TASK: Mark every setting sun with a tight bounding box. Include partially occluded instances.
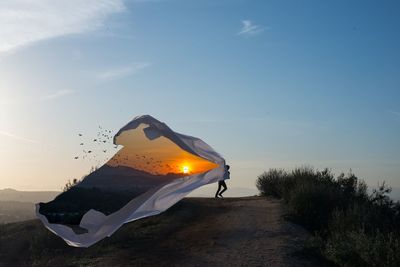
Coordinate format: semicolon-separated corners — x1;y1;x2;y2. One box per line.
182;166;189;174
108;125;219;175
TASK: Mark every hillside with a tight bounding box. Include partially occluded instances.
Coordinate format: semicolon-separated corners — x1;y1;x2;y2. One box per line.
79;164;186;191
0;197;322;267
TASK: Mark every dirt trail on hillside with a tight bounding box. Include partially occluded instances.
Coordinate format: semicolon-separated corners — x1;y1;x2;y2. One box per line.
103;197;318;267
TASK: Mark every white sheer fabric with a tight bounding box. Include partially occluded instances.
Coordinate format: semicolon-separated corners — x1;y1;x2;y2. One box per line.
36;115;225;247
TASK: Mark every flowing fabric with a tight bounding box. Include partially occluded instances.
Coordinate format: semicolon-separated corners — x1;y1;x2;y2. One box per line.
36;115;225;247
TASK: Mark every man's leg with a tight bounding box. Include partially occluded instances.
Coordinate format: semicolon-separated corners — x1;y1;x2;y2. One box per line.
215;182;222;198
219;181;227;197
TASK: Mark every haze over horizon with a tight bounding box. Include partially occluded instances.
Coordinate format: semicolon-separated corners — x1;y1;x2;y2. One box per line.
0;0;399;191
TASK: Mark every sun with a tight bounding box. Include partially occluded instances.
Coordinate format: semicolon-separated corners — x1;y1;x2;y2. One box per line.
182;166;190;174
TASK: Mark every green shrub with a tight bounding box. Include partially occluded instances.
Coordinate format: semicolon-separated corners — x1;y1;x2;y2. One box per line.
256;169;289;198
287;181;338;231
256;167;400;266
325;229;400;267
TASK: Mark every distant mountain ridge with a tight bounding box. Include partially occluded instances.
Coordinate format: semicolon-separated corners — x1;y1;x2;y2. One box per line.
0;188;59;203
390;187;400;201
0;190;59;224
37;165;188;224
78;164;186;192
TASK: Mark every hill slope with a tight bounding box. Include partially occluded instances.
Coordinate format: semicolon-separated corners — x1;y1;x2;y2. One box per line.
0;197;321;267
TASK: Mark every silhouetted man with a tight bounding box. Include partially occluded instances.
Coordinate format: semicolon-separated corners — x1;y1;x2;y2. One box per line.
215;165;230;198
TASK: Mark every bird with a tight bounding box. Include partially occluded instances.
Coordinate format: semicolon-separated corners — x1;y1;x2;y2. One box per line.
78;134;82;136
80;143;84;145
74;156;79;159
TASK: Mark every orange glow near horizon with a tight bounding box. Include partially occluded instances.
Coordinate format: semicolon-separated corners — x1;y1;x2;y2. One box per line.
107;124;218;175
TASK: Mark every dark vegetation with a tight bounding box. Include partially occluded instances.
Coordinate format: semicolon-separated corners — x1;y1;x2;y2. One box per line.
39;187;143;225
256;167;400;267
39;164;180;225
62;178;79;192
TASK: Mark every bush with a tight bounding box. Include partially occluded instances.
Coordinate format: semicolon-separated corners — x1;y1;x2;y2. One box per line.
256;169;289;198
256;167;400;266
325;229;400;267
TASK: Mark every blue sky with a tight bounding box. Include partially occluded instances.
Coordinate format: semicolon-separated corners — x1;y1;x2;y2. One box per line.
0;0;399;191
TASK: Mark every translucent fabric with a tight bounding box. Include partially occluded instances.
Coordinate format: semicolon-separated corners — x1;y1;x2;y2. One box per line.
36;115;225;247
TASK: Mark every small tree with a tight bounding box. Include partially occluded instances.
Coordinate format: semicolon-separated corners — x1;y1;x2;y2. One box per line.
62;178;79;192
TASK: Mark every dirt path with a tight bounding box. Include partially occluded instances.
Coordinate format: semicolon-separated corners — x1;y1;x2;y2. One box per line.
168;197;316;266
103;197;318;267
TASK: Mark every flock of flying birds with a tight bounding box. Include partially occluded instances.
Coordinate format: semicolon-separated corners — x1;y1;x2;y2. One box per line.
74;126;119;166
74;126;186;174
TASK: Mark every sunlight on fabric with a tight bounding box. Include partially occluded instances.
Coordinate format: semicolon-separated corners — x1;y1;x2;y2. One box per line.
36;115;225;247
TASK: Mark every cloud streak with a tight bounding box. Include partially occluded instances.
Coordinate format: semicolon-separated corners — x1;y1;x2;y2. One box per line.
238;20;264;36
0;0;125;53
96;62;151;81
390;111;400;118
41;89;74;101
0;130;41;144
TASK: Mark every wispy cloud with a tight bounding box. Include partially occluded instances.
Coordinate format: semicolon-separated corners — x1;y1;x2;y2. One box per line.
390;111;400;117
0;130;41;144
237;20;264;36
96;62;151;81
41;89;74;101
0;0;125;53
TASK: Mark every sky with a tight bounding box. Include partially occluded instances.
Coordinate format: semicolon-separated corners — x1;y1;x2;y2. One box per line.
0;0;399;191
